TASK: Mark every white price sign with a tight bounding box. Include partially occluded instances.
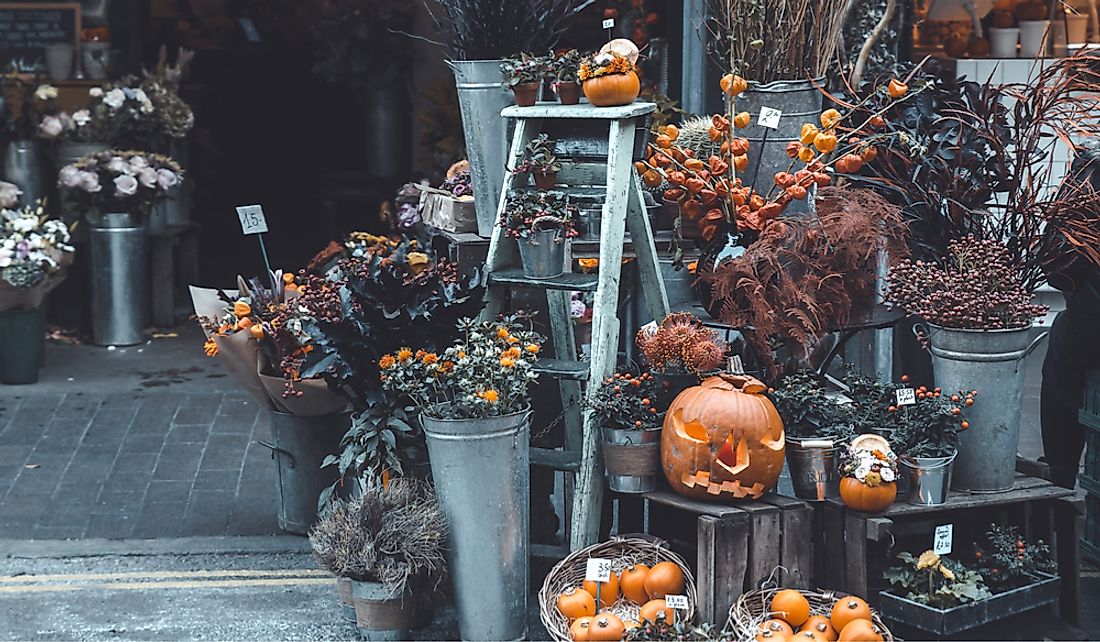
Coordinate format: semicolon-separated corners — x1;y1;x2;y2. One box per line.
758;106;782;130
585;558;612;583
602;18;615;29
934;524;953;555
895;388;917;406
665;594;689;610
235;204;269;235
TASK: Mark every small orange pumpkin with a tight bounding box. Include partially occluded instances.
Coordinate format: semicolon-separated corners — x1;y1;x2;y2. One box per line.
830;596;873;632
792;631;828;642
639;599;674;625
755;629;788;642
643;561;684;598
619;564;651;604
771;589;810;626
571;616;595;641
583;71;640;107
800;615;838;641
839;477;896;512
558;587;597;619
588;613;626;641
838;619;883;642
582;572;620;608
250;324;265;340
759;619;794;636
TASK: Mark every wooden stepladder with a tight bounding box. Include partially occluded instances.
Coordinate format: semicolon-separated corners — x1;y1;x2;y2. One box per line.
481;102;670;552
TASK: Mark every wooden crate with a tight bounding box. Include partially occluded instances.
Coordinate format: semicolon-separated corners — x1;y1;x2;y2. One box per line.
642;490;814;624
820;474;1081;627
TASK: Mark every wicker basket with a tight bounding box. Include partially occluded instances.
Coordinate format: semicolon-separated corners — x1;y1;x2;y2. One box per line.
728;586;895;641
539;536;699;642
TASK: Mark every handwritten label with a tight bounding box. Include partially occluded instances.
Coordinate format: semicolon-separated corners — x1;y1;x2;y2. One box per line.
602;18;615;29
235;204;269;235
895;388;917;406
934;524;953;555
585;558;612;583
758;106;782;130
665;594;689;610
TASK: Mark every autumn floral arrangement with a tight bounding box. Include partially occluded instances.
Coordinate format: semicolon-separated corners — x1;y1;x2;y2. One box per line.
500;189;579;239
380;315;543;420
0;198;74;311
589;370;663;431
635;312;726;376
841;444;898;487
59;150;183;221
578;50;634;81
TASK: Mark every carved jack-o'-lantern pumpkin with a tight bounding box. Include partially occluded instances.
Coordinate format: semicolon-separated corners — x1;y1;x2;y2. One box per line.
661;373;785;500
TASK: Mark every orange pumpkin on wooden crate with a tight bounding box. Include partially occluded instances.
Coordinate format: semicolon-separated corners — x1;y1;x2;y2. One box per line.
660;373;785;500
838;437;898;513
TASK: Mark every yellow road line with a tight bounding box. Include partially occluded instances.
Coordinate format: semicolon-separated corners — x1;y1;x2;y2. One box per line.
0;577;335;594
0;568;329;584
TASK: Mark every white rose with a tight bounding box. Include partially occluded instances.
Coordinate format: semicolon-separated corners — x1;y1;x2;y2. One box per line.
129;155;148;171
34;84;58;101
58;165;82;188
140;99;154;114
138;168;159;188
72;110;91;127
79;172;102;193
881;467;896;482
107;157;130;174
855;465;870;481
38;115;64;138
0;181;22;208
114;174;138;197
155;168;179;189
133;88;148;103
89;87;104;98
103;88;126;109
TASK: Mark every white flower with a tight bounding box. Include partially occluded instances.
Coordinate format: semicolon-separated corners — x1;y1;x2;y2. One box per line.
72;110;91;127
114;174;138;197
133;88;148;103
0;182;22;208
594;52;614;65
89;87;104;98
103;88;126;109
38;115;64;138
881;467;896;482
156;168;179;189
855;465;870;481
34;85;58;101
140;100;154;114
138;168;159;188
129;155;149;171
107;157;130;174
79;172;102;193
59;166;82;188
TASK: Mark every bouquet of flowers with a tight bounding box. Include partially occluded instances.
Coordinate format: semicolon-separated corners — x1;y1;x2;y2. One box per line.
841;443;899;486
59;150;183;221
0;196;74;311
39;76;193;147
1;80;61;141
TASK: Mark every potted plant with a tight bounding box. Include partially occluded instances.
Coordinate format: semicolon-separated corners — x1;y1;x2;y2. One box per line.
379;316;542;641
500;52;546;107
550;49;583;104
309;480;446;640
590;370;665;493
1;79;58;207
635;312;728;406
58;149;182;346
579;51;640;107
500;189;578;279
515;133;563;189
838;439;899;513
0;197;73;384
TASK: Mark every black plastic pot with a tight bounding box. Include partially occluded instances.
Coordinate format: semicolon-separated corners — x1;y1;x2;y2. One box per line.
0;307;46;384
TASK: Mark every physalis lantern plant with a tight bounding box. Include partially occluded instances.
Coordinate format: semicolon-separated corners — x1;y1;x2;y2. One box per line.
379;316;543;420
636;72;922;250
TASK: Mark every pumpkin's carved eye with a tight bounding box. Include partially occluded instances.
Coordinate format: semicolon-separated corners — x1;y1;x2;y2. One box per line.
672;410;708;443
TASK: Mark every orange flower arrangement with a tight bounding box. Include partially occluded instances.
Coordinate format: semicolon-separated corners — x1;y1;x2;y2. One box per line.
578;52;635;81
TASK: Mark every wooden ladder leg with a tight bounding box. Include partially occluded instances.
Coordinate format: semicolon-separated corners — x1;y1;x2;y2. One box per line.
480;117;535;323
547;287;583;539
625;170;670;322
570;118;635;550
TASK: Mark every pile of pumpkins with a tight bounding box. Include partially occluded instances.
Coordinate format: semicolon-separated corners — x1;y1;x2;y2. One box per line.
756;589;885;642
556;561;686;641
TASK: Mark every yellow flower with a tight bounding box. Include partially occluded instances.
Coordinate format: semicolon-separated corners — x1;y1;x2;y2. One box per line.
379;355;396;369
504;346;522;358
203;338;218;357
421;353;439;365
282;272;295;284
506;336;519;344
407;252;431;276
578;258;599;272
500;357;516;368
526;344;540;354
457;350;467;360
496;327;510;340
940;565;956;581
397;348;413;362
864;471;882;487
917;550;940;570
480;390;499;403
233;300;251;318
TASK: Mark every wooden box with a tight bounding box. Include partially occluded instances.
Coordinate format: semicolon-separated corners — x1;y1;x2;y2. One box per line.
420;191;478;234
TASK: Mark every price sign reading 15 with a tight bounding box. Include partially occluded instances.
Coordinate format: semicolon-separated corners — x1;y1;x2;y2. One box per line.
236;204;269;235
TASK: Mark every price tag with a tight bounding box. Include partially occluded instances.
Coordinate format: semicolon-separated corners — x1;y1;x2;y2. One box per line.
758;106;782;130
895;388;917;406
665;594;689;610
235;204;269;235
602;18;615;29
934;524;953;555
585;558;612;583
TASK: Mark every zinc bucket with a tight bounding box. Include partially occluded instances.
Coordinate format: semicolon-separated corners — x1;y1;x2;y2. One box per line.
900;452;956;505
264;410;347;535
784;437;841;500
88;213;148;346
602;426;662;493
517;229;566;279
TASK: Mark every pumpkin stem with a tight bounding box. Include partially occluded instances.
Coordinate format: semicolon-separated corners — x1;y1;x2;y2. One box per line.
716;371;767;394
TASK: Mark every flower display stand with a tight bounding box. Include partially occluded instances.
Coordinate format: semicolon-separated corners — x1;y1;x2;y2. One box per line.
818;472;1081;627
481;101;670;554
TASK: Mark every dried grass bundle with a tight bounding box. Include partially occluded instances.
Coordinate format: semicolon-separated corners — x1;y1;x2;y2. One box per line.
310;479;447;597
702;187;907;378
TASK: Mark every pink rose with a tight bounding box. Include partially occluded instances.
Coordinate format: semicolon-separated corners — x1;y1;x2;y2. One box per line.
138;168;159;188
156;168;179;189
114;174;138;197
0;181;21;208
39;116;63;138
58;166;82;188
79;172;102;193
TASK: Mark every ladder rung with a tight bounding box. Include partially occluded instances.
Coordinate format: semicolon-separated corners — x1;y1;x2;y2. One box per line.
531;447;582;472
488;268;598;292
530;543;571;560
534;358;589;380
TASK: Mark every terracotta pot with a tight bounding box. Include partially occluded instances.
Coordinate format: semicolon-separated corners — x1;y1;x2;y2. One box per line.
533;170;558;190
556;81;582;105
511;82;540;107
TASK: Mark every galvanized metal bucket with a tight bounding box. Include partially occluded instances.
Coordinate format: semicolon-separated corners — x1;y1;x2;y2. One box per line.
450;59;513;237
2;140;48;207
602;426;662;493
922;324;1047;492
89;213;147;346
900;452;956;505
263;410;348;535
420;408;530;641
659;258;697;308
517;229;566;279
784;437;841;500
350;580;413;641
0;306;46;385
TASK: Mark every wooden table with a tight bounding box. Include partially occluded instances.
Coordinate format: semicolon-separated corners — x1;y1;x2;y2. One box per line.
820;473;1081;625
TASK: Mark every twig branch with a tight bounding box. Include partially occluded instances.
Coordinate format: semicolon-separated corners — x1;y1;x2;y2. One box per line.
851;0;898;87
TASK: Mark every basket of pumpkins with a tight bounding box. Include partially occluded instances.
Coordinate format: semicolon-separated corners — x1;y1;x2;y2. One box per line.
539;536;698;641
729;585;895;642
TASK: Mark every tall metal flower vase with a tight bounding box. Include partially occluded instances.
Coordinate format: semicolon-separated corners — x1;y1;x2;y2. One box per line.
419;408;530;641
88;212;148;346
2;140;49;206
450;60;513;237
923;324;1047;492
0;306;47;384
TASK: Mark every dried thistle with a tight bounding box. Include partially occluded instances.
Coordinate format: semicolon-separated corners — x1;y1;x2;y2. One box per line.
636;312;727;374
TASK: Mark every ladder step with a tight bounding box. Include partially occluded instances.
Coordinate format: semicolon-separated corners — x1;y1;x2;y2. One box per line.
531;446;582;472
530;543;571;560
534;358;589;380
488;268;598;292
